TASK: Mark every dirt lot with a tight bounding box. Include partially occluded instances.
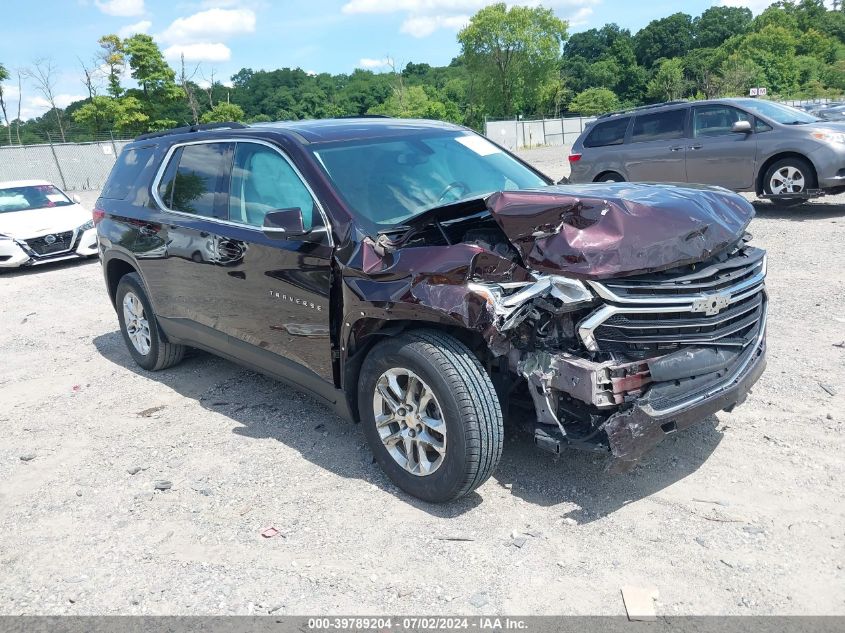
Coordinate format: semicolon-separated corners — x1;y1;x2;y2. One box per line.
1;149;843;616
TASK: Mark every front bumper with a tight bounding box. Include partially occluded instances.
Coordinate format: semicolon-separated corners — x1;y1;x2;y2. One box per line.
603;328;766;472
0;228;98;269
809;142;845;190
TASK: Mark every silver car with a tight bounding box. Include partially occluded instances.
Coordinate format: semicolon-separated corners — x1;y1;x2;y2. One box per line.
568;98;845;203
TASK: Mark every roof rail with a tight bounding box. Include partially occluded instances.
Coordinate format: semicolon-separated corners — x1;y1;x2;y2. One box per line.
135;121;249;141
336;114;392;119
597;100;688;119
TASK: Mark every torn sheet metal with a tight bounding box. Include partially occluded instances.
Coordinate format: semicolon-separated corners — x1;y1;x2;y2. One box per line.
486;184;754;279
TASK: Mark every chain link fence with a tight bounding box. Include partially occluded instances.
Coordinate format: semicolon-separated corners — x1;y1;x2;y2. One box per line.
0;138;132;191
485;116;595;151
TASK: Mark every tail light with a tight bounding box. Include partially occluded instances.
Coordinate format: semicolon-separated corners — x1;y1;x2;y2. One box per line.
92;209;106;225
568;153;582;163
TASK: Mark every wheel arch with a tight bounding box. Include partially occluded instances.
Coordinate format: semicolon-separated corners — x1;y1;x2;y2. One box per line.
342;318;496;424
594;170;625;182
104;254;139;308
756;152;818;195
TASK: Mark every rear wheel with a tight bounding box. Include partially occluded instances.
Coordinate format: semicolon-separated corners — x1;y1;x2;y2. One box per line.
595;172;625;183
358;329;503;503
116;273;185;371
763;157;816;206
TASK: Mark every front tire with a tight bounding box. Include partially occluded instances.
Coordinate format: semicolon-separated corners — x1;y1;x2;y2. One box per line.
358;329;503;503
763;157;816;205
115;273;185;371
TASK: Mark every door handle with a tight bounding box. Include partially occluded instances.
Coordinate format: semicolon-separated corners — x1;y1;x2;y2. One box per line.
688;145;703;151
669;146;684;152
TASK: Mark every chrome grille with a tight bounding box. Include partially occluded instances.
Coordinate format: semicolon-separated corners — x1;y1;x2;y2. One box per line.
579;246;767;358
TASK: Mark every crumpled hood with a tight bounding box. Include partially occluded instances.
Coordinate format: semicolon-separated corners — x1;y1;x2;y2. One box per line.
486;183;755;279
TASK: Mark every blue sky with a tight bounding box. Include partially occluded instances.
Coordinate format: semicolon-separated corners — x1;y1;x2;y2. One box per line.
3;0;780;120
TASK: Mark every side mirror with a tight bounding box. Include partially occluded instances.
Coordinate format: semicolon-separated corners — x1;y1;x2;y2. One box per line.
71;194;82;204
731;120;752;134
263;208;306;239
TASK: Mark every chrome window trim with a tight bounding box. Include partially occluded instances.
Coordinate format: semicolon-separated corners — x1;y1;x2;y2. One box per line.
150;137;334;247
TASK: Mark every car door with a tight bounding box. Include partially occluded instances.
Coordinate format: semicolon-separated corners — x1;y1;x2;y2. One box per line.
621;107;689;182
685;104;757;190
138;140;235;334
211;140;335;382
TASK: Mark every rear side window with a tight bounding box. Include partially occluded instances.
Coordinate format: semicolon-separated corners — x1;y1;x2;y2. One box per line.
102;146;155;200
631;109;687;143
584;118;630;148
157;143;233;219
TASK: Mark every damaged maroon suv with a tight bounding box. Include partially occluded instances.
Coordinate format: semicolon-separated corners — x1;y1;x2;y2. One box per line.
96;118;767;502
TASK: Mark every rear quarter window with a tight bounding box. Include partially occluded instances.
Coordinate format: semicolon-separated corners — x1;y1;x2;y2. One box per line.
583;117;630;148
101;146;156;200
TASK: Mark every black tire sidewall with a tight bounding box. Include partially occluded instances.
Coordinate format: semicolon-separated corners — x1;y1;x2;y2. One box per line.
763;158;816;196
115;274;162;371
358;338;473;503
596;173;624;183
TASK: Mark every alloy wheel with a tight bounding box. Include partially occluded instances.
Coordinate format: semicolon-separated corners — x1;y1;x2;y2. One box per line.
770;166;805;194
122;291;152;356
372;368;447;476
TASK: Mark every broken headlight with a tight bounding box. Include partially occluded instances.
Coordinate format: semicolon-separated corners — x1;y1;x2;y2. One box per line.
469;276;594;313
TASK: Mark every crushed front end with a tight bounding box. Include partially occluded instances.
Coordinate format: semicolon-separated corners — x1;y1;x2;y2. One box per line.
342;183;767;471
489;244;767;471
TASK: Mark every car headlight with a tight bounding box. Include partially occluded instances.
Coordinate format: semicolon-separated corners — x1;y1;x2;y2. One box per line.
812;131;845;144
79;219;95;231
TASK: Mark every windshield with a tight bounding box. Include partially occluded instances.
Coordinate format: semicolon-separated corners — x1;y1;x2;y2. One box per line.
311;131;549;232
733;99;820;125
0;184;73;214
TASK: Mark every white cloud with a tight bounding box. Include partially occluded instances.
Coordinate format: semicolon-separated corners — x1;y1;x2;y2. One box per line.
400;14;469;38
94;0;145;17
164;42;232;62
357;57;393;69
342;0;598;37
118;19;152;38
159;8;256;45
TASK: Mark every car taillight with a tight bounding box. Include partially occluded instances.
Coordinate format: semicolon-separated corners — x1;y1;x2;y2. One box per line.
568;153;582;163
92;209;106;225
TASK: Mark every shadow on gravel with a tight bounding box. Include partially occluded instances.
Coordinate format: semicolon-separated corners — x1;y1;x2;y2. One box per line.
93;330;722;519
92;330;484;517
752;200;844;221
492;418;723;524
0;257;96;278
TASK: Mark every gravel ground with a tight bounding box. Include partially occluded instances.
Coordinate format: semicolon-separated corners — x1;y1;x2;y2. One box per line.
0;151;843;616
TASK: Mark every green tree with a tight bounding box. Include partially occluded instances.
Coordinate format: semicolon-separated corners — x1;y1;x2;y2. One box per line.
738;25;801;95
568;87;620;116
647;58;687;101
635;13;695;68
718;55;764;97
200;101;245;123
693;6;752;49
123;34;178;99
98;35;125;97
458;2;568;117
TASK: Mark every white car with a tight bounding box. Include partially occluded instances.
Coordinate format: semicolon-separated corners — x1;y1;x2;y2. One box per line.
0;180;98;269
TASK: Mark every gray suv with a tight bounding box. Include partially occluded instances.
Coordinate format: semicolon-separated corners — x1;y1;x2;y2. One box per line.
568;98;845;202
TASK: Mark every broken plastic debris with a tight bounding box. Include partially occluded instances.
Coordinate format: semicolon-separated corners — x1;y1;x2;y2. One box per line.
260;526;280;538
621;585;659;621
